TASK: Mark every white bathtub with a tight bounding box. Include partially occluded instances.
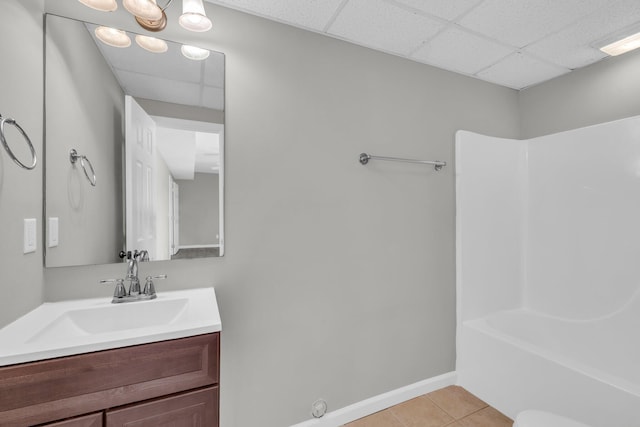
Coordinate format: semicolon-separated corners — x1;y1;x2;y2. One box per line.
457;306;640;427
455;119;640;427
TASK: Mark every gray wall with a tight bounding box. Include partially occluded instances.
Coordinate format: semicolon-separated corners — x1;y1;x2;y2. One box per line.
0;0;44;328
45;14;124;267
177;173;219;246
14;2;522;427
519;48;640;138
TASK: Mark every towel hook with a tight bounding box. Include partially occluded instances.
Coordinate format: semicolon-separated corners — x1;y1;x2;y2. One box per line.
70;149;96;186
0;114;37;170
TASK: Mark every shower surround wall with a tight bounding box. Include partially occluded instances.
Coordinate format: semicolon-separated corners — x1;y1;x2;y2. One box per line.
456;115;640;426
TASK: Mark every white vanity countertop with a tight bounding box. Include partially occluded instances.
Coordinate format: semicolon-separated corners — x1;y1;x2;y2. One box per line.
0;287;221;367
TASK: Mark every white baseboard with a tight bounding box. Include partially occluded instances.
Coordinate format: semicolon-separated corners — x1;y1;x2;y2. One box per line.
289;372;457;427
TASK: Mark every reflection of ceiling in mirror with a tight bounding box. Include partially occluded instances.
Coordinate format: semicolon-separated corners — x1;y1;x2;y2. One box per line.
154;116;222;180
85;23;224;111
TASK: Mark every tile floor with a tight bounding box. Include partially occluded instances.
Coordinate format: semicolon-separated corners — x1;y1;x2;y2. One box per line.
344;385;513;427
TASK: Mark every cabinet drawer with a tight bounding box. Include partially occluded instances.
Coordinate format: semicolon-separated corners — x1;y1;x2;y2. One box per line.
106;387;218;427
41;413;103;427
0;333;219;426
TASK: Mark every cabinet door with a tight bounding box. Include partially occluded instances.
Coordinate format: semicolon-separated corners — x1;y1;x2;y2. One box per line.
43;413;103;427
106;387;218;427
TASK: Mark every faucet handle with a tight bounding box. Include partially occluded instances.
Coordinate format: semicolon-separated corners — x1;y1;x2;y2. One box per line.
142;274;166;299
99;278;128;303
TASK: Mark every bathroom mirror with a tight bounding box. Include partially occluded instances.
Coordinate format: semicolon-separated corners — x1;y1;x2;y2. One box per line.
44;13;224;267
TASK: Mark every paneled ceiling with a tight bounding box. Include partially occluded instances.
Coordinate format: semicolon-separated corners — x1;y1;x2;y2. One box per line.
206;0;640;89
88;22;225;110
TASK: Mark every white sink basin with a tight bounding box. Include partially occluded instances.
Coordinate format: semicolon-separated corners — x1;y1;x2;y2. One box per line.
0;288;221;366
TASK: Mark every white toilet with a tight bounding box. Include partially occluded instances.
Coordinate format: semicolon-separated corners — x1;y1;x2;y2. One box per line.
513;410;592;427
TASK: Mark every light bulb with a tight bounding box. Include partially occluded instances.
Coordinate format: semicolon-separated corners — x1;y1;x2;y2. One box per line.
77;0;117;12
181;44;210;60
135;35;168;53
123;0;162;21
95;26;131;48
179;0;212;32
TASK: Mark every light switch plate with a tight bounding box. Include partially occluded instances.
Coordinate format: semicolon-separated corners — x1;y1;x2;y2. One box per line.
23;218;36;254
48;217;59;247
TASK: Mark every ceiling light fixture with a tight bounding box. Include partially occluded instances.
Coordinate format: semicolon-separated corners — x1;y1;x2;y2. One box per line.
95;26;131;48
179;0;212;32
599;31;640;56
135;35;168;53
77;0;118;12
181;44;210;60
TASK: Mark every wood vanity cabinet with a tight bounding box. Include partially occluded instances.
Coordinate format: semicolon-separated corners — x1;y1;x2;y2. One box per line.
41;413;102;427
0;333;219;427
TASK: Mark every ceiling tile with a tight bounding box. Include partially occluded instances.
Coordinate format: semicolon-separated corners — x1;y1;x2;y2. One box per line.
390;0;483;21
412;26;513;74
211;0;345;31
475;52;570;89
207;0;640;89
328;0;444;55
458;0;607;48
524;0;640;69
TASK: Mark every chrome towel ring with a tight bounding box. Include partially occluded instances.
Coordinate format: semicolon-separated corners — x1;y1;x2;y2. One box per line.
70;149;96;186
0;114;37;170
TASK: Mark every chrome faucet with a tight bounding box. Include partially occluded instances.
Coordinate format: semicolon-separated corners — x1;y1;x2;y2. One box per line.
124;250;149;296
126;256;140;296
101;250;162;303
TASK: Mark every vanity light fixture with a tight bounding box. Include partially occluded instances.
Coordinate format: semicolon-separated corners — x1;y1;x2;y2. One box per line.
95;26;132;48
135;35;168;53
134;9;169;31
599;31;640;56
122;0;163;21
179;0;212;32
181;44;210;60
77;0;117;12
79;0;212;34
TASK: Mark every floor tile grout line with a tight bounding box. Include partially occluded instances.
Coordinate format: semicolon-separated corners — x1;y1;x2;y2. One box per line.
387;406;409;427
402;394;456;427
424;389;489;421
424;394;455;419
455;405;491;423
345;387;511;426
